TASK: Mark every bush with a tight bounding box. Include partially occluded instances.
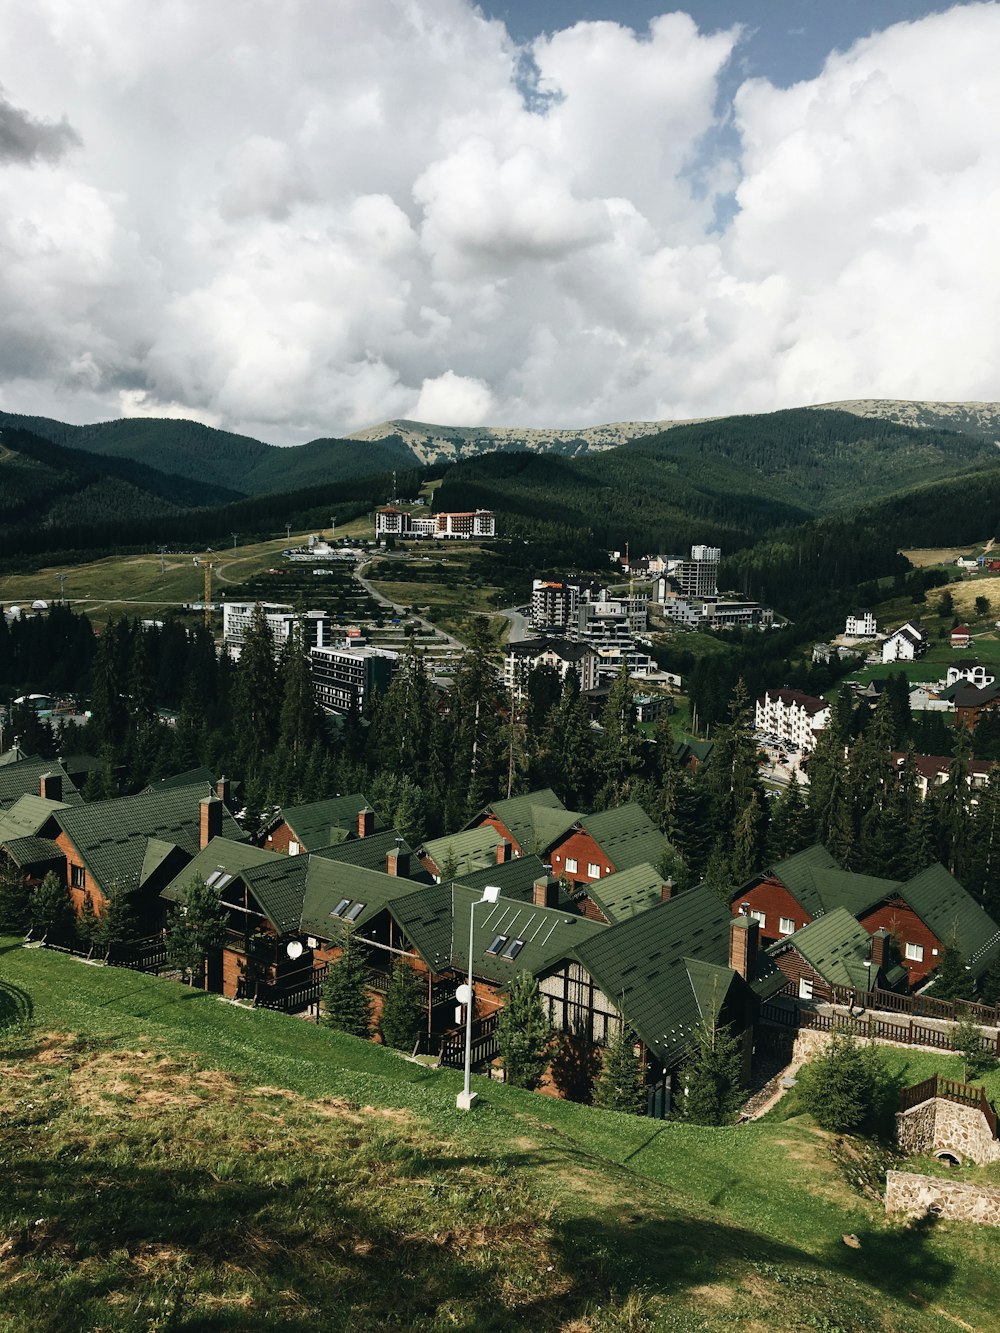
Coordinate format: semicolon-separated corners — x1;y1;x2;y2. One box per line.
800;1031;886;1134
380;961;424;1051
496;971;552;1090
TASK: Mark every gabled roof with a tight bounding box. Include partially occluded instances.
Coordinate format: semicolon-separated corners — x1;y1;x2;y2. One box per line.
311;828;429;878
160;837;310;936
2;835;64;869
161;837;278;904
420;825;503;876
811;868;902;919
241;858;311;934
387;882;454;971
770;907;876;989
148;767;218;792
300;858;428;939
578;804;664;873
454;854;557;903
451;884;606;985
899;864;1000;978
276;794;385;849
573;885;747;1068
474;788;569;852
58;784;245;896
0;758;83;809
0;793;67;843
761;844;841;916
584;863;666;923
0;744;33;767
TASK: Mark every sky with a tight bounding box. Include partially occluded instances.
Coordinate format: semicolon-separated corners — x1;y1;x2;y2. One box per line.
1;1;998;445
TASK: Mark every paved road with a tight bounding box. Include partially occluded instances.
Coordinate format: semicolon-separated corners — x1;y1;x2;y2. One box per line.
497;605;531;643
353;562;466;651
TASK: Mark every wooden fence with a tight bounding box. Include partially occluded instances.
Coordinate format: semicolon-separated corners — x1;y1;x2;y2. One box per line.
255;964;327;1014
829;984;1000;1027
440;1012;500;1069
106;935;170;974
899;1074;999;1139
760;1001;1000;1056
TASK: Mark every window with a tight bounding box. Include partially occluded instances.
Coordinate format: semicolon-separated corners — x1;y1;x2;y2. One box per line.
564;857;578;873
587;862;601;878
501;938;525;961
288;841;300;856
345;901;365;922
331;898;351;918
70;864;85;888
798;977;814;1000
779;917;795;936
905;942;924;963
750;910;766;928
486;935;508;955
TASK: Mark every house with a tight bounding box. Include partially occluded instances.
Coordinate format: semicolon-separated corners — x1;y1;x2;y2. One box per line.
573;862;675;924
754;689;830;753
769;910;905;1001
418;825;507;881
260;794;386;855
503;637;599;696
947;682;1000;730
845;609;877;639
882;622;928;663
956;556;979;571
951;625;972;649
0;792;72;883
946;660;996;689
891;751;992;799
466;789;574;857
0;758;84;810
547;804;666;889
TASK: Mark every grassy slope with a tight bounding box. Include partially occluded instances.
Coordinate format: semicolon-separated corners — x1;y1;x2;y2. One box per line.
2;940;997;1331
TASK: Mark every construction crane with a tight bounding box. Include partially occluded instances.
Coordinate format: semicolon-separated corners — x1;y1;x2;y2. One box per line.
193;558;219;627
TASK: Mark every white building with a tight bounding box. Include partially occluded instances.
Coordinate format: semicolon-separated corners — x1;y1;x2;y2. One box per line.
375;507;495;539
881;622;928;663
755;689;830;753
845;609;877;638
503;638;599;696
946;661;996;689
222;601;333;659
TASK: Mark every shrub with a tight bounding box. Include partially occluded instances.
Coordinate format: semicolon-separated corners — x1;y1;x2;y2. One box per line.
800;1032;886;1133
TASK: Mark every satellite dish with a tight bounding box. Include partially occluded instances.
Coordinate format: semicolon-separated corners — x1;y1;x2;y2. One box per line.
286;940;304;960
455;983;472;1006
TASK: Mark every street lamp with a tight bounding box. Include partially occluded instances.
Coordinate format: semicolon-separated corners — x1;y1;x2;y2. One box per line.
456;884;501;1111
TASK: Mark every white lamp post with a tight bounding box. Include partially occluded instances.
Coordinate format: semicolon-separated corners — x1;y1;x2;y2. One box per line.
456;884;501;1111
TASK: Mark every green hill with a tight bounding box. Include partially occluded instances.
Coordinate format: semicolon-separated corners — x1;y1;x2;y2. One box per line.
2;938;998;1331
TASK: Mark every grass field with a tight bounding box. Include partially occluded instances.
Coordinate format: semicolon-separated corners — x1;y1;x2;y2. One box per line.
364;546;507;640
0;518;373;628
3;940;1000;1331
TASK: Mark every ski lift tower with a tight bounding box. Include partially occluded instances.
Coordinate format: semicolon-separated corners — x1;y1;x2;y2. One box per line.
194;558;219;628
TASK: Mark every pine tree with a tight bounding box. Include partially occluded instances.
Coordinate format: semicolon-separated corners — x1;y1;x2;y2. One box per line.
89;618;130;755
77;890;99;954
94;881;139;955
165;875;229;986
278;619;322;758
0;863;31;933
800;1031;884;1133
807;726;852;863
597;659;644;805
937;725;974;879
496;970;553;1090
767;771;812;860
542;671;596;808
593;1019;646;1115
731;790;765;885
951;1012;986;1083
322;926;373;1038
380;961;424;1050
447;616;505;819
29;871;74;942
233;605;280;771
931;942;972;1001
972;767;1000;917
680;1011;745;1125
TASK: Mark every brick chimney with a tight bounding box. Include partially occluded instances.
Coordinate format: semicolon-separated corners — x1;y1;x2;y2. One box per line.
358;807;375;839
496;839;512;865
386;845;410;878
215;775;231;807
728;915;759;982
40;771;62;803
868;928;890;976
533;875;560;909
660;879;674;903
200;795;223;850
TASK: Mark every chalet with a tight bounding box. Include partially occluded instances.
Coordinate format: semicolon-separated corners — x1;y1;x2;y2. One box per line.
891;751;993;799
467;788;574;857
547;804;666;889
573;862;674;924
260;794;386;855
881;622;928;663
418;825;506;880
0;792;71;883
951;625;972;649
769;911;905;1001
940;681;1000;730
0;757;84;810
754;689;830;753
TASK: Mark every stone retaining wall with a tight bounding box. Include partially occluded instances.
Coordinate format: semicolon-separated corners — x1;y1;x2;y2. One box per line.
896;1097;1000;1166
885;1171;1000;1226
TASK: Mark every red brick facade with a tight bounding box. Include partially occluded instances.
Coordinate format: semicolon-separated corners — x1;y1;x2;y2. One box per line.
858;897;941;986
549;830;614;888
731;876;813;944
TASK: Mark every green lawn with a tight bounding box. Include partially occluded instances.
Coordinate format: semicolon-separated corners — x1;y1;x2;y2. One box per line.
4;939;1000;1330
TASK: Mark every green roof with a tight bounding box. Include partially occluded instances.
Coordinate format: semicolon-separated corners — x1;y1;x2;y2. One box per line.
900;863;1000;978
573;885;748;1068
388;883;455;972
161;838;279;903
585;863;666;923
148;767;218;792
421;826;503;877
579;804;664;874
2;835;64;869
451;884;606;985
0;794;67;843
300;858;428;939
0;758;83;810
773;907;875;989
766;844;841;915
59;784;245;896
455;855;567;904
311;828;429;878
161;838;309;935
476;789;568;853
278;794;385;850
811;868;902;919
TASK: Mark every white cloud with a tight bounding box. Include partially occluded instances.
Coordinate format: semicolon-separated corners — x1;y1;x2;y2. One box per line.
0;1;998;444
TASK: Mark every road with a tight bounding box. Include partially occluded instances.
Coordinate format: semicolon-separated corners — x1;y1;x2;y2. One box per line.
353;562;467;651
497;605;531;643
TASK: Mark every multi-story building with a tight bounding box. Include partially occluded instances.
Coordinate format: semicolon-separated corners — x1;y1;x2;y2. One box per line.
576;595;648;640
755;689;830;753
658;591;773;632
674;545;720;598
530;577;602;631
375;508;495;539
503;638;599;697
845;609;877;638
222;602;335;659
310;645;399;714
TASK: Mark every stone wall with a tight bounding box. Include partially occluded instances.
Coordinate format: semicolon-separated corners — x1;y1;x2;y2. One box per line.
885;1172;1000;1226
896;1097;1000;1166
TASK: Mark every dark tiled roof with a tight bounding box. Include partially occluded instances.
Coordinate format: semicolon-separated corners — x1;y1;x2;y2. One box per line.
2;835;64;869
421;826;503;876
0;758;83;809
770;907;874;989
58;784;245;896
241;858;311;934
455;855;564;904
811;868;901;918
161;838;307;934
300;858;427;939
388;883;454;971
0;794;67;842
311;828;428;878
278;794;385;849
765;844;841;915
900;863;1000;978
579;804;664;873
585;863;666;922
451;884;606;985
475;789;568;852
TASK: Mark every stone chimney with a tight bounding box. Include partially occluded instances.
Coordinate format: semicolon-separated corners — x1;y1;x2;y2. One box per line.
728;915;759;982
660;879;674;903
358;807;375;839
386;845;410;878
533;875;560;909
40;771;62;803
215;775;231;807
868;928;891;977
200;795;223;850
496;839;512;865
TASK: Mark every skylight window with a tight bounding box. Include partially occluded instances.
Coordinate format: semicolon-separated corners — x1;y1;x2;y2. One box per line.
501;938;524;961
331;897;351;917
216;873;233;890
345;901;365;921
486;935;508;955
205;869;223;887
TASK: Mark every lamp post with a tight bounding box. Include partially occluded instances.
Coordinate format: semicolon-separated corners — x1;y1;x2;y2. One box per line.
456;884;500;1111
